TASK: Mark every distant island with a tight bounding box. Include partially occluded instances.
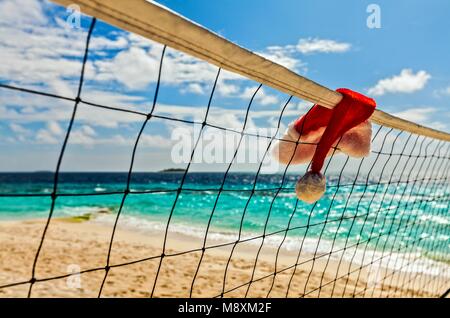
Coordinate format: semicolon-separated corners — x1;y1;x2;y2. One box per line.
158;168;186;173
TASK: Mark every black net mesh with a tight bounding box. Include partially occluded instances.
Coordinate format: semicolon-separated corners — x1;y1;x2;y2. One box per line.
0;17;449;298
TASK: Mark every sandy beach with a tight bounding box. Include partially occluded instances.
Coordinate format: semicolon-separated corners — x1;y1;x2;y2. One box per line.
0;216;444;298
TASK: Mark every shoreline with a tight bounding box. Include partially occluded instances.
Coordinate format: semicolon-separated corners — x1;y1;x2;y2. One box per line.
0;215;446;297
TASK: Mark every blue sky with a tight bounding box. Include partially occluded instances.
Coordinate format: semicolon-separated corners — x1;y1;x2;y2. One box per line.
156;0;450;109
0;0;449;172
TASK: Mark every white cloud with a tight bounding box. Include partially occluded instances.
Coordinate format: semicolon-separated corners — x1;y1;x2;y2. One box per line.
258;45;306;72
89;34;129;51
208;113;247;130
139;134;173;148
392;107;447;131
1;91;303;131
392;107;436;123
0;0;47;25
181;83;206;95
0;0;307;109
35;121;65;144
47;121;63;136
69;125;96;146
0;1;135;97
433;85;450;97
36;129;59;144
9;123;30;135
240;86;279;106
217;81;240;96
68;130;171;149
93;44;224;90
296;100;314;113
0;0;354;157
442;86;450;95
214;85;280;106
296;38;351;54
0;87;148;129
368;69;431;96
80;125;96;136
93;46;160;89
16;119;170;148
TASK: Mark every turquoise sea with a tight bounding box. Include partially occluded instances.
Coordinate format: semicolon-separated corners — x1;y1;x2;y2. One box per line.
0;172;448;274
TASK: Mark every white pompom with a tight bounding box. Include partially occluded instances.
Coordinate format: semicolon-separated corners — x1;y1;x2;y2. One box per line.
295;171;326;204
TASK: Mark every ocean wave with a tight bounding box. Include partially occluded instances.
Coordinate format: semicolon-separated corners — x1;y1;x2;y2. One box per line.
56;206;113;218
91;213;450;277
418;214;449;225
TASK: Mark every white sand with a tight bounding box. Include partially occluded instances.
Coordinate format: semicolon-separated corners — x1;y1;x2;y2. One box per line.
0;218;442;297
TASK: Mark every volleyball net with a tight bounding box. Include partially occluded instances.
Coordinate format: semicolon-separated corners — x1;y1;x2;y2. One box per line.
0;0;449;298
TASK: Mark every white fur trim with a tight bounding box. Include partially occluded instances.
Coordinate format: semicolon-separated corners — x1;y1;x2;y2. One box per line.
272;122;334;165
273;120;372;165
338;120;372;157
296;171;326;203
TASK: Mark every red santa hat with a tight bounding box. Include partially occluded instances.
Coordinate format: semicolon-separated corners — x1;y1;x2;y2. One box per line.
273;88;376;203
